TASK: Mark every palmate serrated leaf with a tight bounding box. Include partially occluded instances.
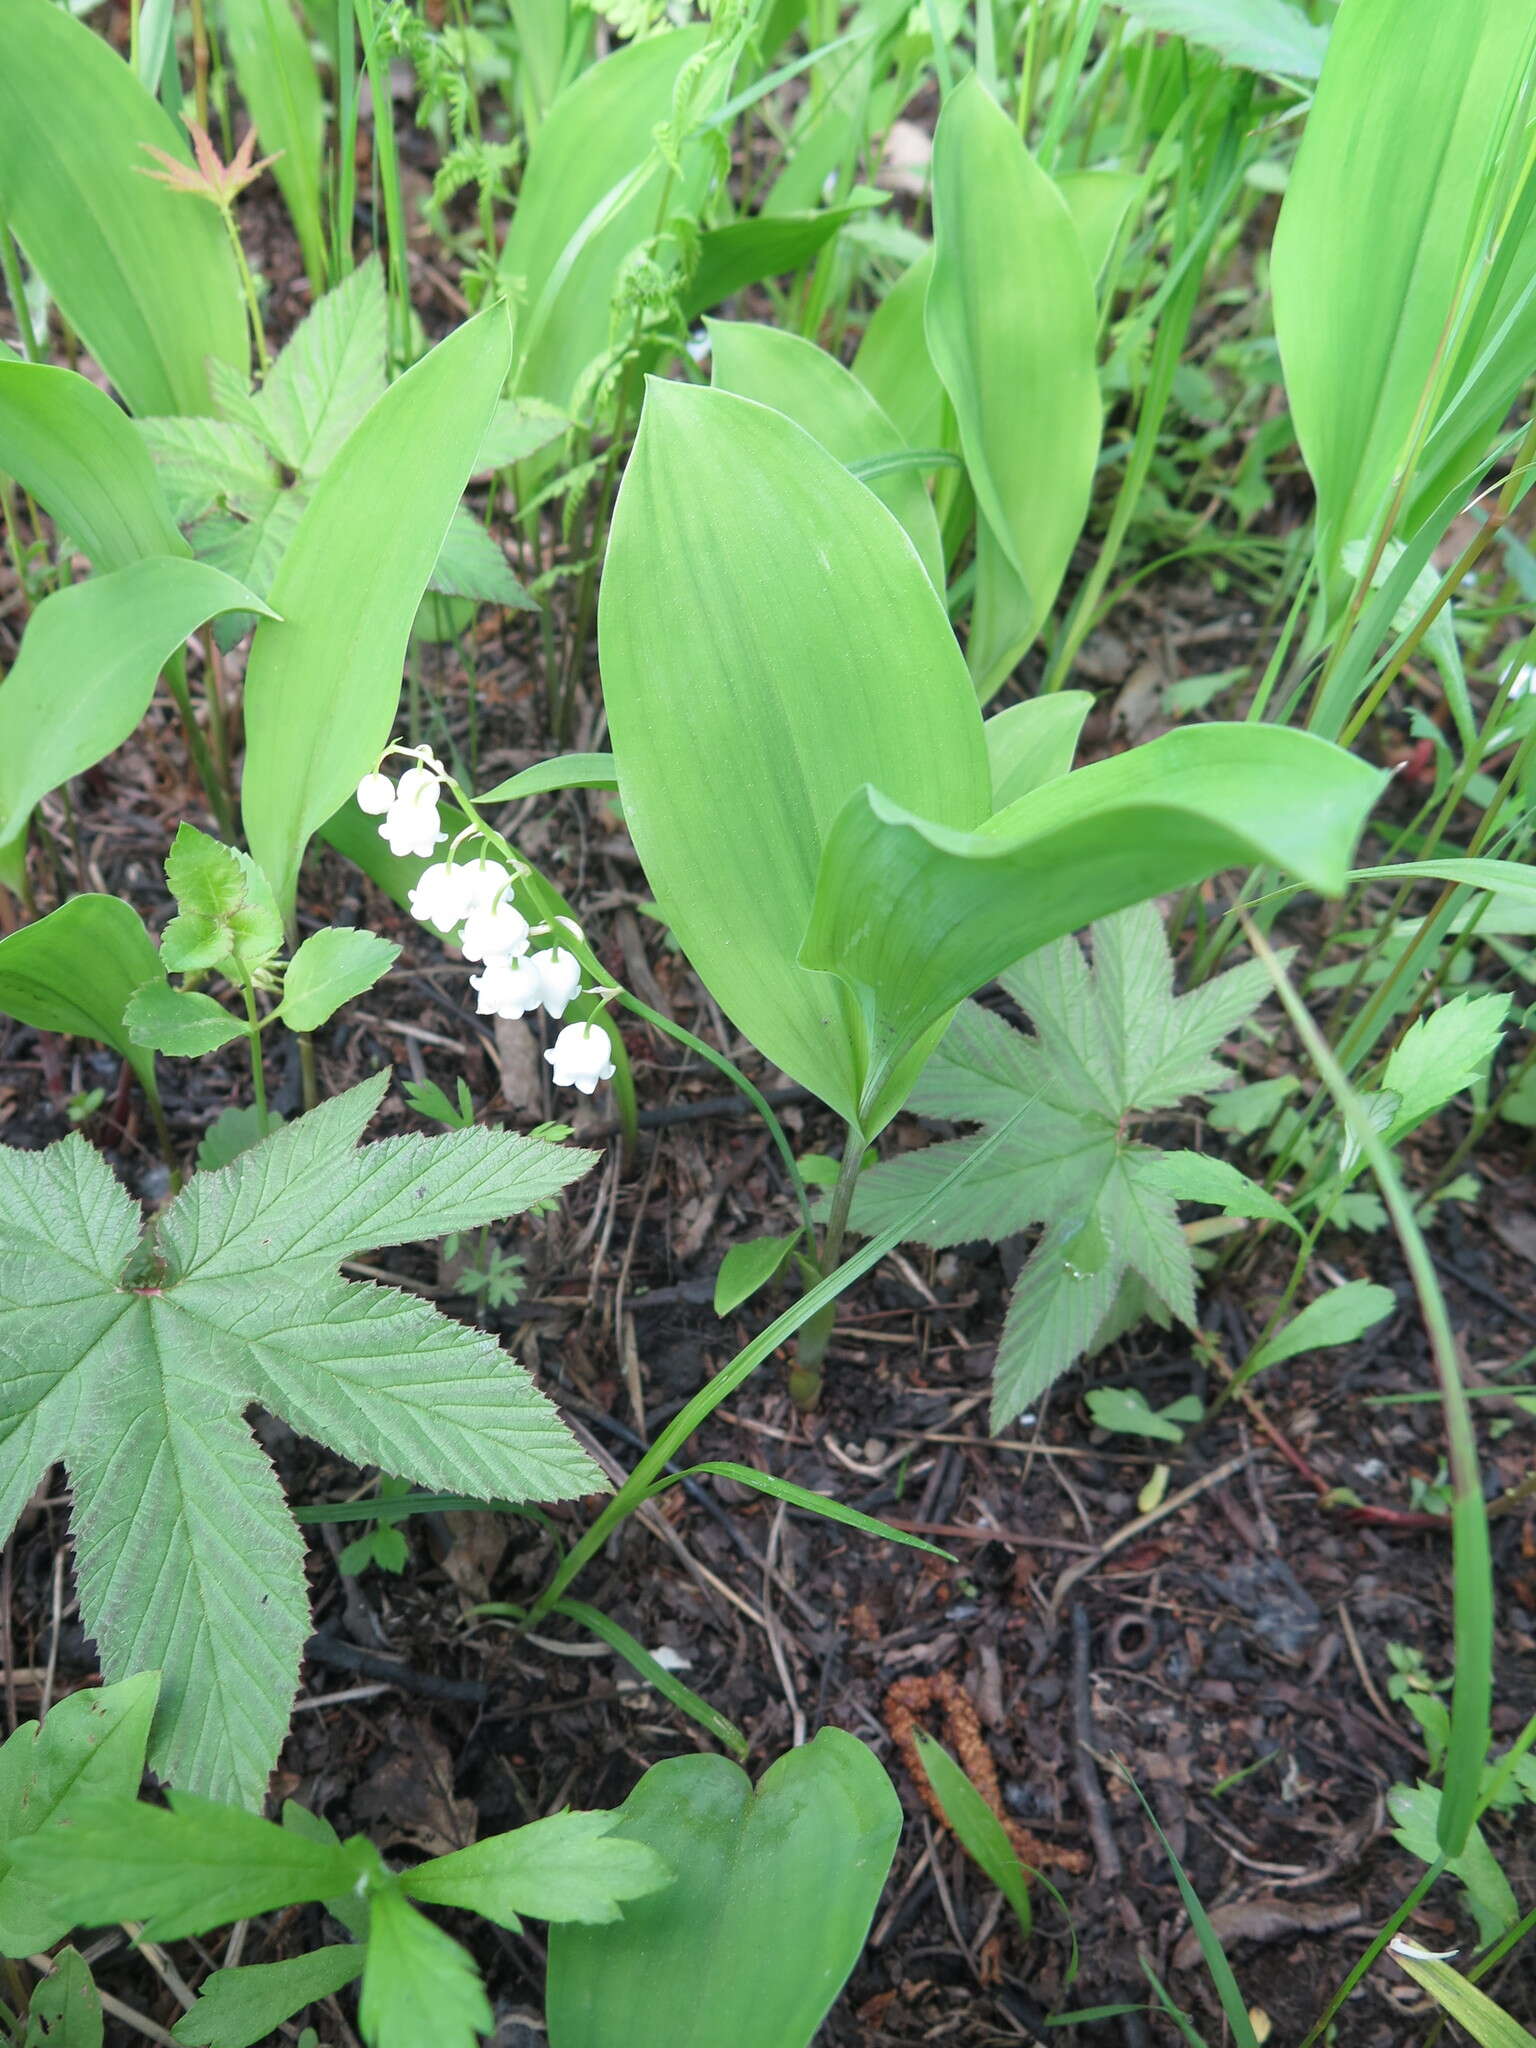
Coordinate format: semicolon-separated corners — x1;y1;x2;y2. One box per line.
1382;991;1511;1137
137;415;278;524
278;927;399;1032
853;905;1270;1428
170;1944;363;2048
252;258;387;479
23;1944;102;2047
159;1072;597;1278
359;1885;491;2048
429;504;539;610
403;1809;671;1933
0;1076;601;1805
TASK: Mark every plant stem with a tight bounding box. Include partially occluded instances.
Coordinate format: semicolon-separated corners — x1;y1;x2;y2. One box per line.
240;973;270;1135
0;221;41;363
221;204;269;378
788;1119;868;1407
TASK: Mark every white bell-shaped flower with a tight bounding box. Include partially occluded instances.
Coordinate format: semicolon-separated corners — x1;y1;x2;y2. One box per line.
462;896;532;964
470;956;544;1020
394;764;440;805
532;947;582;1019
409;862;469;932
545;1021;616;1094
379;765;446;859
356;771;395;815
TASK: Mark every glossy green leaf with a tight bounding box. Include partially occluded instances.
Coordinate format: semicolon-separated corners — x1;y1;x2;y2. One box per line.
241;308;511;917
0;0;245;415
24;1947;102;2048
982;692;1093;809
1248;1279;1397;1374
852;249;945;453
801;728;1383;1132
477;752;618;802
545;1732;901;2048
926;74;1100;696
598;380;989;1132
498;28;710;412
278;928;400;1031
1137;1149;1302;1235
0;362;185;569
1271;0;1536;565
125;981;248;1058
221;0;327;289
708;318;944;589
713;1233;801;1316
684;196;884;321
0;558;273;847
0;1673;158;1958
0;895;164;1102
912;1731;1030;1938
170;1945;363;2048
1058;169;1141;283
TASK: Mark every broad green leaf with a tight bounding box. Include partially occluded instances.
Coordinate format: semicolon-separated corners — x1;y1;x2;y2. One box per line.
278;928;400;1031
0;1076;600;1804
125;982;248;1058
0;558;273;847
982;692;1093;809
912;1731;1030;1938
853;249;945;453
707;318;943;589
1389;1940;1536;2047
1248;1280;1397;1374
242;308;510;916
221;0;327;290
0;0;245;415
849;906;1273;1426
252;259;387;479
1136;1150;1302;1235
926;75;1100;696
24;1947;102;2048
0;895;164;1103
404;1809;671;1934
684;197;884;321
714;1233;801;1316
1083;1386;1194;1443
13;1791;377;1942
171;1946;363;2048
477;753;619;802
598;380;990;1132
359;1885;491;2048
545;1732;901;2048
1382;992;1510;1138
802;728;1382;1130
499;28;710;413
0;1673;158;1956
1103;0;1327;78
0;362;185;569
1271;0;1536;567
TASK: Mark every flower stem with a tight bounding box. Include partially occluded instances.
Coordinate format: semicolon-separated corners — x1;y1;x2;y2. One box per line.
221;204;269;378
789;1121;867;1408
239;973;270;1135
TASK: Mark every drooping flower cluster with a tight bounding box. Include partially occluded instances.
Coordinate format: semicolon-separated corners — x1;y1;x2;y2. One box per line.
357;749;617;1096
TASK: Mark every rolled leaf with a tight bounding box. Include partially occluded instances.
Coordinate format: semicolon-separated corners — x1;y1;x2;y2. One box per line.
926;74;1100;695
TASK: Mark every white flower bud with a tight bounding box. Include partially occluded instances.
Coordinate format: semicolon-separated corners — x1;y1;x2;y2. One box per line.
394;764;440;804
545;1020;616;1094
409;863;467;931
356;771;395;815
470;957;544;1020
532;947;583;1019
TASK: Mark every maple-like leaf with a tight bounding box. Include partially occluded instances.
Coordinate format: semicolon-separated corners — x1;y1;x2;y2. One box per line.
0;1073;600;1806
137;123;281;209
849;904;1280;1429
